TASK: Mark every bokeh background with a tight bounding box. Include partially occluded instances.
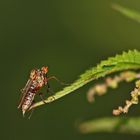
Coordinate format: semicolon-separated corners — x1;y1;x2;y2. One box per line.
1;0;140;140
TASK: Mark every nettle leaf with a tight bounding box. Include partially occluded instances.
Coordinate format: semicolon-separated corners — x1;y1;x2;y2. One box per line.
29;50;140;109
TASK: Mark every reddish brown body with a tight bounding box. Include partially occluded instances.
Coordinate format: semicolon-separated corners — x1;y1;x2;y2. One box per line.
18;66;48;116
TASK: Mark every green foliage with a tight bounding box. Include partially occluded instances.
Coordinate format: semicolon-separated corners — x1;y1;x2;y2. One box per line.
79;117;140;135
112;3;140;23
30;50;140;110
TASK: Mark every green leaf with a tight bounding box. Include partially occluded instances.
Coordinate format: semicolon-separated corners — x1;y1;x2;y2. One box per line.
112;3;140;23
30;50;140;110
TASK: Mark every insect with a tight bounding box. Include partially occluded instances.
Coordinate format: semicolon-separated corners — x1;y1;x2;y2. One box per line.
18;66;62;117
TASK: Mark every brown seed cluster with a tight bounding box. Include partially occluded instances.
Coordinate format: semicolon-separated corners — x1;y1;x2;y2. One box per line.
113;80;140;116
87;71;138;103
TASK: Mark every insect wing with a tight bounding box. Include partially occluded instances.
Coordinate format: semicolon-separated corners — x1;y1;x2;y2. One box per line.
18;79;33;109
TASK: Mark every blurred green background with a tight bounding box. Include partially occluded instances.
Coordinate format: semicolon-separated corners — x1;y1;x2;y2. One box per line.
1;0;140;140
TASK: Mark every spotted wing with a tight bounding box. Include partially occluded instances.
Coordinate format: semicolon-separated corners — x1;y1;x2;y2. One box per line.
18;79;33;109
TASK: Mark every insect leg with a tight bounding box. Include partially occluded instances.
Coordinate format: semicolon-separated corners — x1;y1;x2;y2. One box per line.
47;76;69;86
44;75;56;101
46;82;54;94
28;100;35;119
39;92;47;104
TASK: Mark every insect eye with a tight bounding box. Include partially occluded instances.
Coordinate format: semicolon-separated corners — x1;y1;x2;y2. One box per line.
41;66;48;74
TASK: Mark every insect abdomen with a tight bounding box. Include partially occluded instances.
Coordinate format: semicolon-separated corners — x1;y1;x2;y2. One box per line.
22;85;36;116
